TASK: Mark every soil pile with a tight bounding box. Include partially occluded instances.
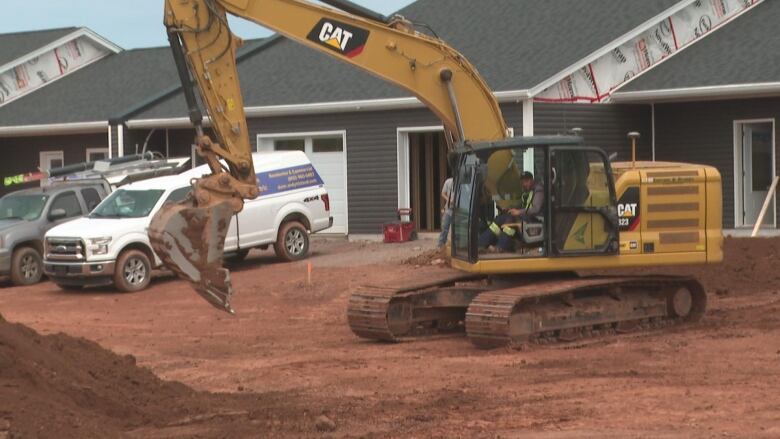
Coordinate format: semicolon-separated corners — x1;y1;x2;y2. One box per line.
602;237;780;295
403;248;448;266
0;313;273;438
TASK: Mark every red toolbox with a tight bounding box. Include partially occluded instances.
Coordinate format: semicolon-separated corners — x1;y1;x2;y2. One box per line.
383;209;416;243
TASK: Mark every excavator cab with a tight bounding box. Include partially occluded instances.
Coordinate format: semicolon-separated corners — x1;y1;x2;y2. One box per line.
452;136;620;264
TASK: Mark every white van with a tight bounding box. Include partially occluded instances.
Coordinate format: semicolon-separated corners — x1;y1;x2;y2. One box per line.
43;152;332;291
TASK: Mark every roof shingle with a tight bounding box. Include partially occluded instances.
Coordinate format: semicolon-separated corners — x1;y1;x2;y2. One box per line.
134;0;682;120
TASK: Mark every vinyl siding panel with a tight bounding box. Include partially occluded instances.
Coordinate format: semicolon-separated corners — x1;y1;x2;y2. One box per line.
0;132;108;195
654;97;780;229
535;103;653;161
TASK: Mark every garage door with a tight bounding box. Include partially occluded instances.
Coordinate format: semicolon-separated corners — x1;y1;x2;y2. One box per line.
257;133;347;234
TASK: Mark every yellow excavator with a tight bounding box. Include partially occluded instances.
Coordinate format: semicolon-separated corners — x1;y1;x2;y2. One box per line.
150;0;722;348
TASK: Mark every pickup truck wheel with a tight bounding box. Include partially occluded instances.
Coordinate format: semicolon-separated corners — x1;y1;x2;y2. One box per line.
275;221;309;262
10;247;43;286
114;250;152;292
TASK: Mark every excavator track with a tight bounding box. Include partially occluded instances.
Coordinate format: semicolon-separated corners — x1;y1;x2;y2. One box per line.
465;276;706;349
348;272;488;342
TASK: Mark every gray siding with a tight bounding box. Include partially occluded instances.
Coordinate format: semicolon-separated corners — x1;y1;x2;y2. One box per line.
248;104;524;234
0;132;108;195
654;97;780;229
116;102;654;235
535;103;653;160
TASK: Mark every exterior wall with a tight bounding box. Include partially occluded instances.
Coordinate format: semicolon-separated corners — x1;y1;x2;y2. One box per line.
245;102;648;235
654;97;780;229
535;103;653;160
0;132;109;195
96;102;652;235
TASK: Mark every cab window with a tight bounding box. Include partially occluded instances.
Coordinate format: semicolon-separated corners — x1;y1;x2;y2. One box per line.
475;147;547;259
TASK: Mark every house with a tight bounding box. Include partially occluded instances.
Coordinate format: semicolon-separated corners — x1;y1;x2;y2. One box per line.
0;0;773;236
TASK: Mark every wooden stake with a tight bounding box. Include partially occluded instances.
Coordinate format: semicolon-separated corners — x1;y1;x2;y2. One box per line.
307;262;313;286
752;176;780;237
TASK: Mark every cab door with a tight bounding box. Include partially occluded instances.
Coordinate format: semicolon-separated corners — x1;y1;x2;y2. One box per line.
549;148;619;256
452;155;480;263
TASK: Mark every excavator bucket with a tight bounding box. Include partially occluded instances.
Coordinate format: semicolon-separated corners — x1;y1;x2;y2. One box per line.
148;194;237;314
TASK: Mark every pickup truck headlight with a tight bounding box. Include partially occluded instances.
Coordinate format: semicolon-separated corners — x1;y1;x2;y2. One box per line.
88;237;112;255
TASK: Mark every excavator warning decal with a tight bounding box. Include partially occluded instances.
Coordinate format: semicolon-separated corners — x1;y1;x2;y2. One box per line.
617;187;640;232
307;19;370;58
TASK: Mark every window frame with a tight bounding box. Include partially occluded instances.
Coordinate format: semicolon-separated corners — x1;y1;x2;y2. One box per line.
86;147;109;162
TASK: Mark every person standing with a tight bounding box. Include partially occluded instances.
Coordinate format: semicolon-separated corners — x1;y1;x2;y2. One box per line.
438;176;454;248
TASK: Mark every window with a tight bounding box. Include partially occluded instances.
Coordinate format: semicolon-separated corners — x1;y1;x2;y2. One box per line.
274;139;305;152
312;136;344;153
91;189;165;219
40;151;64;171
258;132;346;156
165;187;191;203
550;149;616;254
50;192;82;218
86;148;109;162
80;188;102;211
0;194;49;220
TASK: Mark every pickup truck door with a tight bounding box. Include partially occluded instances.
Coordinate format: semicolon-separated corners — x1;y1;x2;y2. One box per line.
235;195;277;248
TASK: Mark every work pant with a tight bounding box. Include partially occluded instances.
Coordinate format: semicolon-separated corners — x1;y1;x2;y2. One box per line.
438;210;453;247
479;213;537;251
479;213;518;251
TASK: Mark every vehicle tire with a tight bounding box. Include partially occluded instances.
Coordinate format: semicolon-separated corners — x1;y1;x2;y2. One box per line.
114;249;152;292
224;249;250;264
56;284;83;292
10;247;43;286
274;221;309;262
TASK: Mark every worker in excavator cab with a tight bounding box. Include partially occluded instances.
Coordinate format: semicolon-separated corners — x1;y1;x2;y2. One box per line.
478;171;544;252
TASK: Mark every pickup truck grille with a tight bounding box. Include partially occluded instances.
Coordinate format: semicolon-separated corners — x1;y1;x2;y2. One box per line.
45;238;85;261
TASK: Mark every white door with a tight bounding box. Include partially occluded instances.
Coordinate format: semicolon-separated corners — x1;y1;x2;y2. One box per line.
40;151;64;171
39;151;64;186
309;136;346;234
258;133;348;234
740;122;775;227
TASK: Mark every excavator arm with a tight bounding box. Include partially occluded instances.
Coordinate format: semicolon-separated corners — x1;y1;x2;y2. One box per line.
149;0;508;313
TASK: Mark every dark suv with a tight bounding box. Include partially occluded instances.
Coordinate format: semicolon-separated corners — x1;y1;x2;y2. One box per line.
0;182;108;285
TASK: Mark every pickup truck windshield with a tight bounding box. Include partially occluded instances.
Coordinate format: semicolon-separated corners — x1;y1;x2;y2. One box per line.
0;194;49;220
91;189;164;219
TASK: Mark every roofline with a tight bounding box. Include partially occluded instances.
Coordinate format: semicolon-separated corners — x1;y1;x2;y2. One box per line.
610;83;780;104
125;90;531;129
111;35;284;123
0;27;121;74
528;0;696;97
0;121;108;137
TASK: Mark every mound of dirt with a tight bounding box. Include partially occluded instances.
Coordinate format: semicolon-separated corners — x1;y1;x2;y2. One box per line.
0;313;281;438
602;237;780;295
403;249;448;266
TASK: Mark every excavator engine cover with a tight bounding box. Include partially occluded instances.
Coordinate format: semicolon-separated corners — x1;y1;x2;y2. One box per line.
149;193;237;314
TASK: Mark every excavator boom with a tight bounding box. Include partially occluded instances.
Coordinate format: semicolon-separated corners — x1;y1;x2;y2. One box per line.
150;0;507;312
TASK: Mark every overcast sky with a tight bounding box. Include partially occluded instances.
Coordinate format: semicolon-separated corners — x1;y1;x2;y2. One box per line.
5;0;416;49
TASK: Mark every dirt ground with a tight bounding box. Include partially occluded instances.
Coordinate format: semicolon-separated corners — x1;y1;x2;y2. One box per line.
1;237;779;438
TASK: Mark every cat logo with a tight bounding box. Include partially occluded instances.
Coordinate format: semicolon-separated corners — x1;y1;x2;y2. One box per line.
618;203;638;218
617;187;641;232
307;18;370;59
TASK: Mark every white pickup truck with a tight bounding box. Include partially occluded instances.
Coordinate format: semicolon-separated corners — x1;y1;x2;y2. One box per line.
43;152;333;291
